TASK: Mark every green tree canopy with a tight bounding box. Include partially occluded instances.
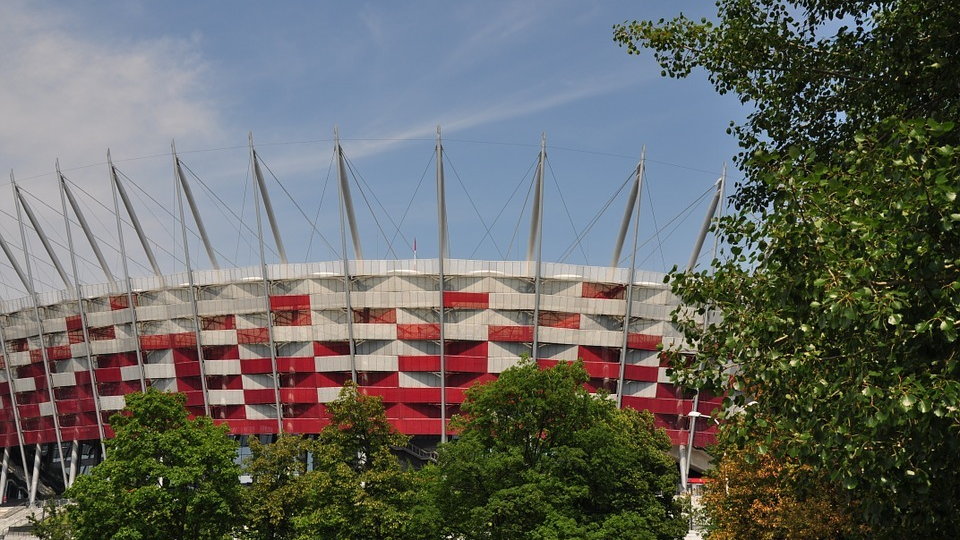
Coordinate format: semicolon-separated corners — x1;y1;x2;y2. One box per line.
62;389;243;540
434;358;686;539
616;2;960;536
614;0;960;210
243;382;436;540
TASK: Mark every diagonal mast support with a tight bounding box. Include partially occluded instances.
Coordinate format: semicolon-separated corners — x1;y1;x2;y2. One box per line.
611;167;642;268
108;150;162;276
13;187;71;288
10;171;68;488
57;161;107;457
0;324;31;497
334;129;358;383
335;129;363;261
60;169;115;283
686;175;723;273
617;148;645;408
249;133;284;433
173;141;211;417
173;142;219;270
531;134;546;361
250;143;288;264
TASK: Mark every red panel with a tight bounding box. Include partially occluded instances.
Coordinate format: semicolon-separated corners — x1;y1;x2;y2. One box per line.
284;418;329;433
446;340;487;356
277;357;315;373
237;328;269;344
353;308;397;324
270;295;311;311
578;345;619;363
582;282;625;299
357;372;398;387
314;341;350;356
174;362;201;377
68;329;84;344
90;326;116;341
447;356;487;373
204;345;240;360
443;292;489;309
171;332;198;348
202;315;236;331
206;375;243;390
580;361;621;379
243;389;276;404
65;315;82;331
627;333;662;351
95;367;123;383
227;419;280;435
397;324;440;340
140;334;172;350
110;294;136;310
398;355;440;371
621;396;688;415
538;311;580;329
280;388;318;404
623;364;659;382
488;325;534;342
240;358;274;374
46;345;72;361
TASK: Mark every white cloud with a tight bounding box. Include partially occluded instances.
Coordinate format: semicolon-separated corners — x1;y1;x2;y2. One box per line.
0;2;223;180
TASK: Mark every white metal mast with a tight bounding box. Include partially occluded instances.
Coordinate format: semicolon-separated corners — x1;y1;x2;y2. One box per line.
173;149;219;269
616;148;645;408
682;164;726;490
108;150;147;392
13;188;70;288
173;141;211;417
108;153;162;277
0;324;30;497
60;175;115;283
435;126;448;443
334;128;358;383
57;160;107;459
248;133;284;433
530;135;546;361
10;171;68;488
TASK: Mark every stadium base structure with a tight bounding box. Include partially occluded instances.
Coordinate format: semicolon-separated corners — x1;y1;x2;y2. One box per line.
0;259;720;502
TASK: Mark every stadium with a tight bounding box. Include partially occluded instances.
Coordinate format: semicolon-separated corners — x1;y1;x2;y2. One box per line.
0;132;723;503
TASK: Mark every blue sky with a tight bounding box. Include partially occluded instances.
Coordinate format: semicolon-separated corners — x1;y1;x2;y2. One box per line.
0;1;743;296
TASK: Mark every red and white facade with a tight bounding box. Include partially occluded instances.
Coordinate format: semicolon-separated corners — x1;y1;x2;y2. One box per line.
0;257;719;500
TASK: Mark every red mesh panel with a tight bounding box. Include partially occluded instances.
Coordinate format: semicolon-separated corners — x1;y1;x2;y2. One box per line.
240;358;273;374
277;357;314;372
397;324;440;340
538;311;580;329
69;330;85;347
582;282;625;299
203;345;239;360
65;315;82;331
46;346;72;361
171;332;198;348
140;334;172;350
237;328;269;344
446;341;487;356
623;364;658;382
578;345;619;363
353;308;397;324
443;292;489;309
398;356;440;371
10;339;27;353
488;325;534;342
202;315;236;331
90;326;116;341
110;294;137;310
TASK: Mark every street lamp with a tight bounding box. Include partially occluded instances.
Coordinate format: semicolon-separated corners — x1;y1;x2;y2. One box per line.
681;410;720;491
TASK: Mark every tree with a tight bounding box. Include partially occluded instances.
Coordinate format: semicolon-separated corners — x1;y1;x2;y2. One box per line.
243;382;437;540
615;2;960;537
701;430;866;539
614;0;960;211
62;389;243;539
433;358;686;539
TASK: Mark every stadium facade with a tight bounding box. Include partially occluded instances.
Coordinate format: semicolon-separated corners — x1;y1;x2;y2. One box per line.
0;132;722;503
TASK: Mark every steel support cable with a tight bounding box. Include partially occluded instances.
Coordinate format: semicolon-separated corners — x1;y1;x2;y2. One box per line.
340;156;401;259
442;149;508;260
17;183;155;278
235;160;251;263
558;169;635;263
0;203;105;286
468;157;538;260
617;184;716;267
505;168;538;259
178;160;268;268
61;177;164;278
642;167;668;272
342;154;409;259
256;156;341;258
545;158;589;263
384;151;433;259
305;151;337;262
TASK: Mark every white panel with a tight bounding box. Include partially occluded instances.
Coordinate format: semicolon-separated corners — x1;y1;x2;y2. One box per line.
209;389;245;406
201;330;238;346
205;360;242;376
356;355;398;372
315;356;352;372
51;372;76;387
13;377;35;392
144;363;176;379
100;395;126;410
39;401;55;417
399;371;439;388
121;365;143;381
317;387;341;403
